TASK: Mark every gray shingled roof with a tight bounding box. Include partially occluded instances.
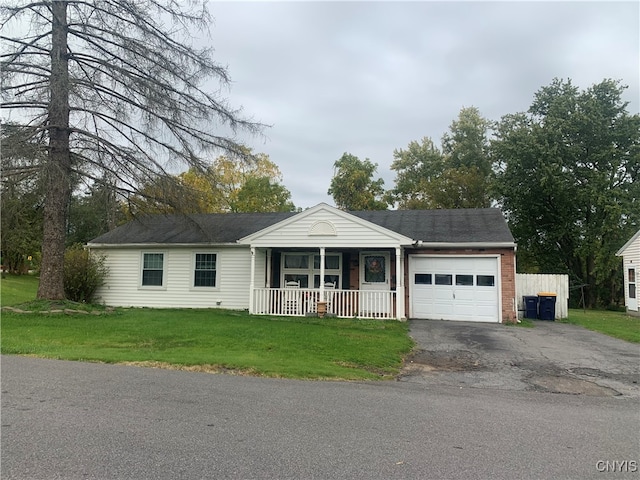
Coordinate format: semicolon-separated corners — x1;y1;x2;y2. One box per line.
89;208;513;245
351;208;514;244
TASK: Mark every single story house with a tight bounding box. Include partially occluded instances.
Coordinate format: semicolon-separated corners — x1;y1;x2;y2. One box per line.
88;203;517;323
616;229;640;316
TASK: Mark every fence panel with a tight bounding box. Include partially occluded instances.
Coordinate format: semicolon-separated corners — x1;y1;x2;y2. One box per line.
516;274;569;319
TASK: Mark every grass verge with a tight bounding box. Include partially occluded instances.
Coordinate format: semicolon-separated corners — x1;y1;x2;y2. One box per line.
561;309;640;343
1;275;414;380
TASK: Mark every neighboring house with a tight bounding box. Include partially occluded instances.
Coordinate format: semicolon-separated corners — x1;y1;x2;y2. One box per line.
88;203;517;323
616;229;640;316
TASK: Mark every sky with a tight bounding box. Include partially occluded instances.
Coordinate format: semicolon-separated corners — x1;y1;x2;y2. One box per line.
201;1;639;209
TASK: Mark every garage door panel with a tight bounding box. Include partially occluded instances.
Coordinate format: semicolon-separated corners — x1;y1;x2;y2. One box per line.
410;256;499;322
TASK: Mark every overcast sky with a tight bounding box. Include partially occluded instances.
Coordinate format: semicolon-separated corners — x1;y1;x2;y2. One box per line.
202;1;639;209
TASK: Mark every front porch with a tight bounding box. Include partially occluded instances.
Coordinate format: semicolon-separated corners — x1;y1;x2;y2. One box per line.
240;205;414;321
252;287;397;319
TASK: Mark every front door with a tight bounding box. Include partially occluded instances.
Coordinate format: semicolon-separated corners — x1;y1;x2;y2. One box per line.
359;252;391;316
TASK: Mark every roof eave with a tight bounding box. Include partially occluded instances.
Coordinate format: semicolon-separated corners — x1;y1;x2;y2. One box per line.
87;242;244;249
409;241;517;249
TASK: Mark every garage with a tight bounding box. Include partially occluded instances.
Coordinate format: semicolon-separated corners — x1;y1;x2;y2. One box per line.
409;255;500;322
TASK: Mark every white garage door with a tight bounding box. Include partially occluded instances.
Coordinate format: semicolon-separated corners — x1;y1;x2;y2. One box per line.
410;256;500;322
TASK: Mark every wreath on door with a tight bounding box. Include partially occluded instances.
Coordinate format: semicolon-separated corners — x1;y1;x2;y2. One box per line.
365;256;385;282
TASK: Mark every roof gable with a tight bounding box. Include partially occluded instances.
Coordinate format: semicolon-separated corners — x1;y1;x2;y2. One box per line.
239;203;413;248
616;229;640;256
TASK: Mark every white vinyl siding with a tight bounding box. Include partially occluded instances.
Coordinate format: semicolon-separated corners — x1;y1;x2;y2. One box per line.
93;246;252;309
243;205;412;249
619;232;640;313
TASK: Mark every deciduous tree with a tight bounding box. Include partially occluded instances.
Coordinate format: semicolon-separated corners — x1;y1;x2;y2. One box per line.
389;107;493;209
328;153;387;211
127;151;296;214
493;78;640;307
1;1;262;299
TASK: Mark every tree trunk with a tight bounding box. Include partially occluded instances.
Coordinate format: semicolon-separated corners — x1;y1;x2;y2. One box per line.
37;0;71;300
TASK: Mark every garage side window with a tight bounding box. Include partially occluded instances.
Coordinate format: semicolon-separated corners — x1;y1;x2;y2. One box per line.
629;268;636;299
194;253;217;288
142;253;164;286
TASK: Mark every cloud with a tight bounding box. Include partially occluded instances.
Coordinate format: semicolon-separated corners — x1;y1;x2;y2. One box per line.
205;1;639;209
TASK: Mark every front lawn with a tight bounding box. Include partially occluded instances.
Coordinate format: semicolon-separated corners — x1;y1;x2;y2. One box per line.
1;275;413;380
1;273;39;306
561;309;640;343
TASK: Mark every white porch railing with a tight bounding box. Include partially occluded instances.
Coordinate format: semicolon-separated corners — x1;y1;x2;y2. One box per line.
252;288;397;319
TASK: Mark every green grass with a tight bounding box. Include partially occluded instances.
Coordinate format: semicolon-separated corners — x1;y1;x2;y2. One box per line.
560;308;640;343
1;273;39;306
1;275;413;380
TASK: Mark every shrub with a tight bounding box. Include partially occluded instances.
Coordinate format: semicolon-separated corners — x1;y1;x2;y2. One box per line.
63;245;108;302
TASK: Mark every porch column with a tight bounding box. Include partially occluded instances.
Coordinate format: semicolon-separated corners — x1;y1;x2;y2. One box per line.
396;247;405;320
266;248;272;288
319;247;325;298
249;247;256;314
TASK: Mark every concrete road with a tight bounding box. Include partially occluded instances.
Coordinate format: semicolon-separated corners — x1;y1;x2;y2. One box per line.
403;320;640;398
2;355;639;480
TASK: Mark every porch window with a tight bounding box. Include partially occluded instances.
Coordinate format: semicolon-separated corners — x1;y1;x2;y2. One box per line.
194;253;217;288
142;253;164;287
282;252;341;288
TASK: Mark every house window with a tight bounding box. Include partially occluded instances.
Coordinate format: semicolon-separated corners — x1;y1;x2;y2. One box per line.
142;253;164;286
282;252;341;288
194;253;217;288
629;268;636;299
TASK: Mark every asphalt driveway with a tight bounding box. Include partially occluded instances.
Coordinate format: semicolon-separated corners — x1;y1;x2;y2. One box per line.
401;319;640;397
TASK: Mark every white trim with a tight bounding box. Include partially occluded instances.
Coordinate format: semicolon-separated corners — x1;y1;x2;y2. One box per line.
88;242;241;249
249;247;256;314
396;247;405;320
409;242;516;249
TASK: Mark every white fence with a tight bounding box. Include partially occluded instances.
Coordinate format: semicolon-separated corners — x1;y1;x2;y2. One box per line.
516;274;569;319
252;288;397;319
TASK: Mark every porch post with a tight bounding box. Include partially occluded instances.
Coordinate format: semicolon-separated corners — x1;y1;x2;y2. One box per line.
249;247;256;314
319;246;326;298
266;248;272;288
396;247;405;320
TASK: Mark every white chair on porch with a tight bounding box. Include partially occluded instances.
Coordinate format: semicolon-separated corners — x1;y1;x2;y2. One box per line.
283;280;301;315
323;281;336;315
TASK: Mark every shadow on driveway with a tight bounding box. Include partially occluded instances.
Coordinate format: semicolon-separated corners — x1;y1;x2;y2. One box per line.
401;319;640;397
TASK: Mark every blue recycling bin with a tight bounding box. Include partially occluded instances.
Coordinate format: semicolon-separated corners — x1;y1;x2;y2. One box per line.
537;293;557;321
523;296;538;319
